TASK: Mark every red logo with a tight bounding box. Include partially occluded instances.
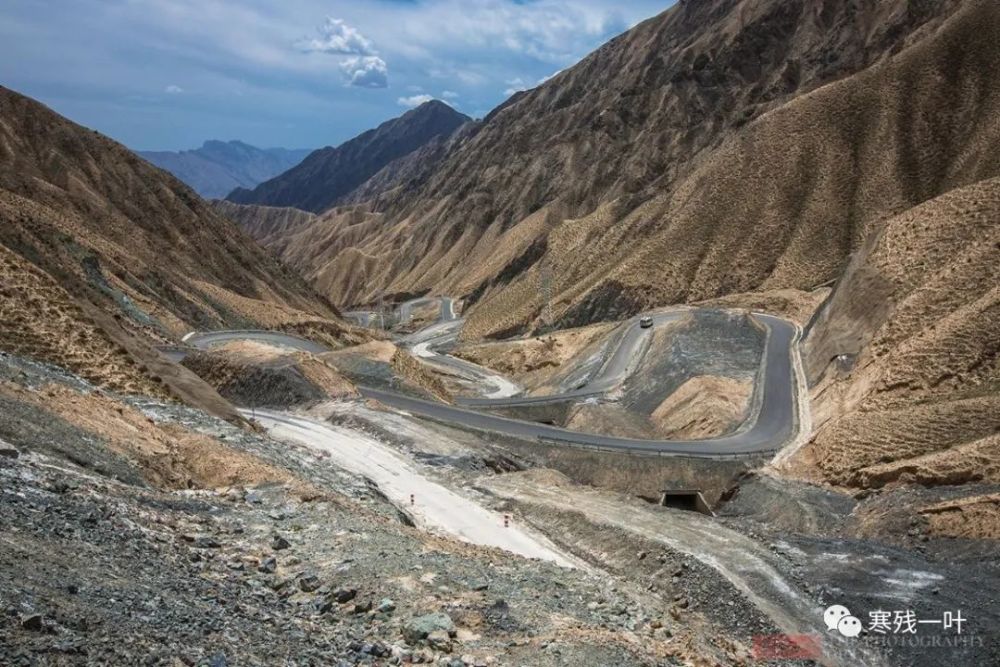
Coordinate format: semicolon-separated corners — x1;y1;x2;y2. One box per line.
752;634;822;660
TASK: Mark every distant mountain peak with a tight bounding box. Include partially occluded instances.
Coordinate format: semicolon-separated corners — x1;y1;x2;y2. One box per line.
201;139;253;150
412;99;456;113
139;141;312;199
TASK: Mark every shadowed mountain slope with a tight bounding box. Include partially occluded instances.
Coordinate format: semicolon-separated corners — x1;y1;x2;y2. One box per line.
227;101;471;213
790;177;1000;490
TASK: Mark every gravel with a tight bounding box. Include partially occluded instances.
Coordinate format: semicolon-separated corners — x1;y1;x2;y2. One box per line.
0;352;674;666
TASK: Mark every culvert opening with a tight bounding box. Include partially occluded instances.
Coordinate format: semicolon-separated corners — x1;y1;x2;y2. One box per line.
659;489;713;515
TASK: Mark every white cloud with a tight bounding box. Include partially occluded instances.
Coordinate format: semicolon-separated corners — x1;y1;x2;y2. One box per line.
397;94;435;108
441;90;459;99
299;17;376;56
383;1;635;64
340;56;388;88
299;17;388;88
164;84;184;94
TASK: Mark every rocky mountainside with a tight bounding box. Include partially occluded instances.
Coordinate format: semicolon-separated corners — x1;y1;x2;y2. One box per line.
0;86;358;409
139;140;311;199
212;200;319;255
787;176;1000;490
227;101;472;213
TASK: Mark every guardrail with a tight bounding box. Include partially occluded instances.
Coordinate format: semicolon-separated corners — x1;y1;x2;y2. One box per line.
534;434;779;460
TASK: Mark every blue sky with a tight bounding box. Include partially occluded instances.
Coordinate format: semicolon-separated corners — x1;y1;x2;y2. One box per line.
0;1;670;151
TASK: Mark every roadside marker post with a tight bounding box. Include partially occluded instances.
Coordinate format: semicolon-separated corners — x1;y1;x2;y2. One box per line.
410;494;415;506
503;514;510;528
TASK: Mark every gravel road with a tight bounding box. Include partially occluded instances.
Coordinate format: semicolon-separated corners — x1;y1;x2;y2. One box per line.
250;409;580;568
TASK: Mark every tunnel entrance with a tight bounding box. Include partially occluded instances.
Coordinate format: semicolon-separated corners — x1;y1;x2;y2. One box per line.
659;489;713;515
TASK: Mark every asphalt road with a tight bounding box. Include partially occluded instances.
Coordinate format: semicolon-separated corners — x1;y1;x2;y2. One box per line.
345;296;456;328
182;330;329;355
180;309;801;459
359;313;797;458
453;312;685;407
400;320;524;399
399;296;457;323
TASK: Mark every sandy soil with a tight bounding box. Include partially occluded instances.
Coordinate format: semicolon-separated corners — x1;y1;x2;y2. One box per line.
325;340;398;365
0;378;302;492
391;348;454;403
919;493;1000;540
180;340;359;408
322;341;453;403
564;403;659;440
452;322;617;391
651;376;753;439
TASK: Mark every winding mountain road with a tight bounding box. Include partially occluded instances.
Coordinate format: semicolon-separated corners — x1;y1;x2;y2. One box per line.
409;312;685;407
363;312;799;458
402;320;524;399
344;296;456;328
180;305;804;459
182;330;329;355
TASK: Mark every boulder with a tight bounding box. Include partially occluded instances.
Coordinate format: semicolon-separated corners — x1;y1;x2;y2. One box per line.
402;612;455;643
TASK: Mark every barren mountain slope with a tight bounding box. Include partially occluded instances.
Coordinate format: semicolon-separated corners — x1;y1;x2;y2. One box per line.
0;86;358;402
227;101;471;213
223;204;394;307
256;0;969;319
211;200;318;255
782;177;1000;490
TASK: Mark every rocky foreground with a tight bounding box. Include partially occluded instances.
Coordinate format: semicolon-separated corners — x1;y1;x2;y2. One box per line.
0;352;734;666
